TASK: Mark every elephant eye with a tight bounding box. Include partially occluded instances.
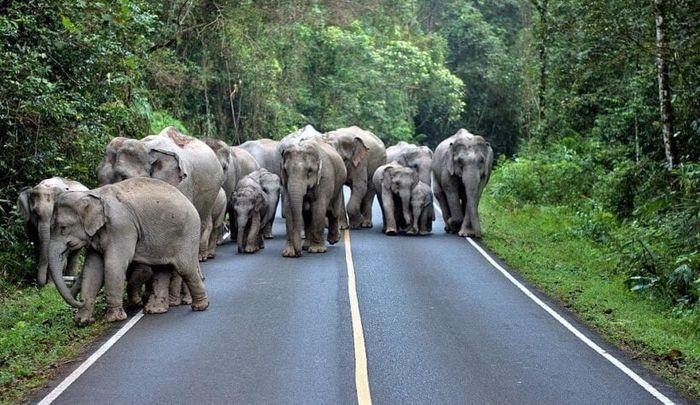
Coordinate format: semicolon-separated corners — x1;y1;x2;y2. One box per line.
59;225;67;235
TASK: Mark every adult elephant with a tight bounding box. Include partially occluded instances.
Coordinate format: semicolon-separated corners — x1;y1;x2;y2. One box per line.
47;178;209;325
323;126;386;229
99;127;224;261
205;138;260;241
239;139;281;177
372;162;418;235
17;177;88;286
280;139;346;257
432;129;493;238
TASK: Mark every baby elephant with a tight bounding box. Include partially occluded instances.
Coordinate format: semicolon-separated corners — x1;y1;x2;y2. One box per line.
244;168;281;239
231;178;269;254
408;181;434;235
48;177;209;325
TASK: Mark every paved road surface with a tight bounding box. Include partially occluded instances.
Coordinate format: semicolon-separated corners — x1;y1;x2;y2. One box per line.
35;198;687;404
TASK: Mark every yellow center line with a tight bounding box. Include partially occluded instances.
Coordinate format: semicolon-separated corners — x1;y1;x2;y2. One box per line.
344;229;372;405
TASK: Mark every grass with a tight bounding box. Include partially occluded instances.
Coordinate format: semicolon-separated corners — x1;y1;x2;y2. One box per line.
479;194;700;401
0;286;108;404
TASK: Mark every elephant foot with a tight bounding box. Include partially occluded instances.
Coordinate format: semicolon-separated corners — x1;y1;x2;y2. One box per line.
360;220;373;228
406;227;418;235
385;227;398;236
169;296;182;307
327;231;340;245
283;242;302;257
144;299;169;314
74;310;95;327
458;228;476;238
198;254;208;262
104;307;127;323
308;244;327;253
207;251;216;259
126;295;143;309
243;245;259;254
264;233;274;239
191;297;210;311
419;230;431;236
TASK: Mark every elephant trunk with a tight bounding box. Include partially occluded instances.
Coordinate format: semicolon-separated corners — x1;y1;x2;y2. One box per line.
399;189;412;227
462;170;482;237
288;182;306;251
36;220;51;286
48;242;84;308
236;213;248;251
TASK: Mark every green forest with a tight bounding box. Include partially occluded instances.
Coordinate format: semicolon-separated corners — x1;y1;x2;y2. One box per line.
0;0;699;401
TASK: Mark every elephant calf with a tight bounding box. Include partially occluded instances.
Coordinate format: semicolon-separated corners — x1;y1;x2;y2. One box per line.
231;179;269;254
48;177;209;325
373;162;418;235
409;181;434;235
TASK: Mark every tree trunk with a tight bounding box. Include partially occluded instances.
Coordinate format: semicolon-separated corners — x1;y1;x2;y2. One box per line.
530;0;548;123
654;0;675;169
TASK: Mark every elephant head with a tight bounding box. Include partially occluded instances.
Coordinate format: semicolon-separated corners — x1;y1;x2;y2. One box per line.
48;192;108;308
446;136;493;237
102;138;187;187
402;146;433;185
231;185;267;252
323;132;369;172
281;141;322;252
97;137;128;185
18;184;57;285
383;164;418;227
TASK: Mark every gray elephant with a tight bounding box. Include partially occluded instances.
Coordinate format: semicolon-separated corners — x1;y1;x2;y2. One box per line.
205;138;260;242
48;177;209;325
280;139;346;257
231;179;268;253
239;138;281;177
239;168;280;239
98;127;224;261
322;126;386;229
373;162;418;235
432;129;493;238
206;188;227;259
17;177;88;286
409;181;434;235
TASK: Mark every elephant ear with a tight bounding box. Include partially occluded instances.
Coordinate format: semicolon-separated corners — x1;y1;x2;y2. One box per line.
149;149;187;187
216;147;232;173
254;191;266;212
17;187;32;221
381;166;394;188
79;194;107;237
447;142;456;176
410;169;419;187
352;137;369;167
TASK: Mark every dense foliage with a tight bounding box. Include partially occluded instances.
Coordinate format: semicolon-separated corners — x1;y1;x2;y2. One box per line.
1;0;699;314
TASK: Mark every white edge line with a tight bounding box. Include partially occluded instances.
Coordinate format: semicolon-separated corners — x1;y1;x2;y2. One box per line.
464;237;674;405
344;230;373;405
38;311;145;405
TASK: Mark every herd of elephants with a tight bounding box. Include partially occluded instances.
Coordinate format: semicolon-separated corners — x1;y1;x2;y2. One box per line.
17;125;494;325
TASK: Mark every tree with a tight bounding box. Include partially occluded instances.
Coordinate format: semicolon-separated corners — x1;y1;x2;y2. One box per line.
654;0;675;169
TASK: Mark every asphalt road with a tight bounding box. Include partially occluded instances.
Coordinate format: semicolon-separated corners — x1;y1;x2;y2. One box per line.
36;197;687;404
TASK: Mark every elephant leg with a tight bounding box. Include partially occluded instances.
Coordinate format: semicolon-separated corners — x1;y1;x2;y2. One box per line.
244;211;261;253
126;263;152;308
102;250;130;323
75;251;104;326
229;208;238;243
207;223;219;259
181;282;192;305
282;193;301;257
199;217;213;262
347;180;367;229
381;187;398;235
178;261;209;311
420;207;432;235
308;200;328;253
443;181;463;233
327;193;342;245
433;180;450;227
169;273;183;306
264;196;278;239
338;188;349;230
360;186;375;228
144;270;170;314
